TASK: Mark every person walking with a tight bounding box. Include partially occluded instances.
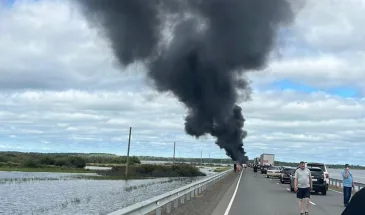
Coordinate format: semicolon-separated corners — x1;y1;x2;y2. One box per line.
294;161;312;215
342;164;355;207
253;164;258;176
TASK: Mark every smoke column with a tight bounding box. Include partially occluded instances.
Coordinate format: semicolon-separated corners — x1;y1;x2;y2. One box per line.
76;0;295;164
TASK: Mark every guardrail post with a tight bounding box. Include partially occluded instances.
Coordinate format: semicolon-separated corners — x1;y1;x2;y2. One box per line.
186;193;190;200
174;199;178;208
181;195;185;204
191;190;194;198
156;207;162;215
166;202;171;213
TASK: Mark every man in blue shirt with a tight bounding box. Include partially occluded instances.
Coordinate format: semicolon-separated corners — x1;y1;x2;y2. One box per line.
341;164;354;207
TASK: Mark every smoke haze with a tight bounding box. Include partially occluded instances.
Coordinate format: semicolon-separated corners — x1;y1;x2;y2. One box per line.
76;0;296;164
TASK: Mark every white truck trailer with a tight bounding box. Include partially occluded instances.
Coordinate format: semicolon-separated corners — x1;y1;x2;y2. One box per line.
260;153;275;167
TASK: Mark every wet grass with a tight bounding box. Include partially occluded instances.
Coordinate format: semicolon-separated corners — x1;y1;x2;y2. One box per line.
213;167;231;172
123;177;193;192
98;163;206;178
0;166;96;173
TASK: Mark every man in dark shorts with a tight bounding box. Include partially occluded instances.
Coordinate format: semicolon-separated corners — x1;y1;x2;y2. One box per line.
294;161;312;215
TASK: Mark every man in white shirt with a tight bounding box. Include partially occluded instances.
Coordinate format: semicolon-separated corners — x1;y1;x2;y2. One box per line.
294;161;312;215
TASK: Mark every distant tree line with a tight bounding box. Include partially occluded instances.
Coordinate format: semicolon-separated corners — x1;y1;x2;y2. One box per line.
138;156;234;164
250;160;365;170
0;152;141;169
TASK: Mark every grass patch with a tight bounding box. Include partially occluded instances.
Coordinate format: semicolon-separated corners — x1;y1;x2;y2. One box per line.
0;166;95;173
213;167;231;172
97;163;206;179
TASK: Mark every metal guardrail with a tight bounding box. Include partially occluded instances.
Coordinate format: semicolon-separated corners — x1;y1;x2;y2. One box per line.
108;169;232;215
329;178;365;191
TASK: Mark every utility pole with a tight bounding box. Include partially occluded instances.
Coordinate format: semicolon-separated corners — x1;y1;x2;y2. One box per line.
200;150;203;166
209;152;211;165
125;127;132;177
173;142;176;164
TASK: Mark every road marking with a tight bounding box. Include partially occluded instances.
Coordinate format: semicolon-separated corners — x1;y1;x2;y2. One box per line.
276;183;279;184
223;169;243;215
309;200;316;205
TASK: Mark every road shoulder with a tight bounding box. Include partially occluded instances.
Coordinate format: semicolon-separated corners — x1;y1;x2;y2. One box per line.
210;171;241;215
166;171;240;215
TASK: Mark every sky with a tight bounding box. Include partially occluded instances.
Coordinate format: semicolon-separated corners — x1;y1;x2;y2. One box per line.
0;0;364;165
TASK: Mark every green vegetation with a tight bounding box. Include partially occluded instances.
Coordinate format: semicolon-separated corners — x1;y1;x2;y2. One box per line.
95;163;206;179
252;160;365;170
139;156;365;170
0;151;140;172
0;166;94;173
213;167;231;172
138;156;234;164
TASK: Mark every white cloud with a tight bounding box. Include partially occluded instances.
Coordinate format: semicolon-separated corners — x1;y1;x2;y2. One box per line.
294;0;365;53
0;0;364;165
1;89;364;164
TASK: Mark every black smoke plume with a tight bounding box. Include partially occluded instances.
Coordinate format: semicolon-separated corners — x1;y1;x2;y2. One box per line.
76;0;295;164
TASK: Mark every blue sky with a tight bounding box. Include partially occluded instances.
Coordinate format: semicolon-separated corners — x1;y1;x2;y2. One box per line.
0;0;365;165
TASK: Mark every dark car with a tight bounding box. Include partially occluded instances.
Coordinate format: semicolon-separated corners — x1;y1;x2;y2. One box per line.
280;167;296;184
289;167;327;195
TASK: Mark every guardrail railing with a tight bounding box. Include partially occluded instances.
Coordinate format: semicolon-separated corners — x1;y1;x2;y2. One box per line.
329;178;365;191
108;169;233;215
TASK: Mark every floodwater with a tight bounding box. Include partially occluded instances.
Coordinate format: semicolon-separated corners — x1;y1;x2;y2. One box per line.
0;170;209;215
328;168;365;184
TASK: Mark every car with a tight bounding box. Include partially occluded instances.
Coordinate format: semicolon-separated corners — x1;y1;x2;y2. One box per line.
280;167;296;184
266;166;281;178
306;162;329;191
289;167;327;195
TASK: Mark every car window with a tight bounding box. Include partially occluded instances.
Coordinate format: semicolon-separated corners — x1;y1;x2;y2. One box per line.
307;164;326;172
309;168;323;175
269;167;279;170
307;165;326;171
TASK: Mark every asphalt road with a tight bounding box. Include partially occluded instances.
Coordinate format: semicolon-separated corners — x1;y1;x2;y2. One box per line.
212;169;347;215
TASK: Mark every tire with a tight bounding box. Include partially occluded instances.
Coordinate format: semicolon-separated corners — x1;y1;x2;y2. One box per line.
322;189;327;195
266;175;269;178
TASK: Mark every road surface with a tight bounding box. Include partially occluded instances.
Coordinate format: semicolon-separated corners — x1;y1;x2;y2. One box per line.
212;169;347;215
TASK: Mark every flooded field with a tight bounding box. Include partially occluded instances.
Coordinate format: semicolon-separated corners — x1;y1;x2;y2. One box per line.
328;168;365;184
0;169;210;215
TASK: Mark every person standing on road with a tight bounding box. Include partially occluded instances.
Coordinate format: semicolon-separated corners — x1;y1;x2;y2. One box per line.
342;164;355;207
253;164;258;176
294;161;312;215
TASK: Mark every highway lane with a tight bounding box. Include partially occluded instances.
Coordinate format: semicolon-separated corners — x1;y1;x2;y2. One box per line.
215;169;347;215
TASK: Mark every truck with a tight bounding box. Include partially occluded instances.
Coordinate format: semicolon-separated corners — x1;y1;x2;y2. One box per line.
260;153;275;174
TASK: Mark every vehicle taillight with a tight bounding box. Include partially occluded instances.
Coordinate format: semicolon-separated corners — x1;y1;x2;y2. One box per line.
325;173;329;178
